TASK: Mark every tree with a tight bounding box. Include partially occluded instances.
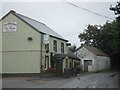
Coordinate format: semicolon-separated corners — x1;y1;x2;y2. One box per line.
78;21;119;54
110;1;120;15
78;24;103;47
69;44;76;52
109;1;120;70
110;1;120;23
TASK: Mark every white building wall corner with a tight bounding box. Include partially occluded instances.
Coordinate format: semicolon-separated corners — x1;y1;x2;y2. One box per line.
96;56;111;71
80;59;84;71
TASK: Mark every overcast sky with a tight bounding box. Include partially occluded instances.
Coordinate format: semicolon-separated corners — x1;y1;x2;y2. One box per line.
1;1;117;47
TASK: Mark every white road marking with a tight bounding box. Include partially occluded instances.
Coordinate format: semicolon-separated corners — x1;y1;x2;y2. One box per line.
93;80;97;88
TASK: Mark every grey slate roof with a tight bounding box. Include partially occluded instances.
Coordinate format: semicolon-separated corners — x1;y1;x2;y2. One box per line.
84;46;108;56
53;50;80;61
7;10;68;41
67;50;80;60
53;53;67;60
75;45;108;56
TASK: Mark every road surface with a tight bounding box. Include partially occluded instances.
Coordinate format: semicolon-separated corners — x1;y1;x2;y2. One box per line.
1;72;119;88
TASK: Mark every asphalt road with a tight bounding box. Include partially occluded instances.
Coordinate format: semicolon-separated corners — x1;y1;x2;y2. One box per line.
60;72;119;88
1;72;119;88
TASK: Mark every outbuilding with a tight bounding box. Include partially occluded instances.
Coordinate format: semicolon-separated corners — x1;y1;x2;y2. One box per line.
74;45;111;72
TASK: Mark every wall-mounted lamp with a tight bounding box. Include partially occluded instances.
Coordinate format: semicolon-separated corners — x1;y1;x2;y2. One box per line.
66;43;71;46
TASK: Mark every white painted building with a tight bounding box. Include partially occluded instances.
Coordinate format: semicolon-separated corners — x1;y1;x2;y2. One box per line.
74;46;111;72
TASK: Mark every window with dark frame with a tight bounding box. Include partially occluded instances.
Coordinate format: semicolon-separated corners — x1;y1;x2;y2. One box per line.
53;40;57;52
61;42;64;53
45;43;49;50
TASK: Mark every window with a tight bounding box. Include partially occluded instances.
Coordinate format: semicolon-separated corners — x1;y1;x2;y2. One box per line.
45;56;49;70
53;40;57;52
45;43;49;50
61;42;64;53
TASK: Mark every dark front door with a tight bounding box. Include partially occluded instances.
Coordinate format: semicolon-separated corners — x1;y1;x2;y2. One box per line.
55;60;63;75
84;61;88;72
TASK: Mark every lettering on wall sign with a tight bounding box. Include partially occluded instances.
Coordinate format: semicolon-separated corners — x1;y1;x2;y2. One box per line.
3;22;17;32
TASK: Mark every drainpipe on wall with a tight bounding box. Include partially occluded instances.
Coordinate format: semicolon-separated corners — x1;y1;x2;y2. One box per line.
40;34;43;73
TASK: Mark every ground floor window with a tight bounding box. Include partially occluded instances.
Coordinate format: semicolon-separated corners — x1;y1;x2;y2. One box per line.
45;56;49;70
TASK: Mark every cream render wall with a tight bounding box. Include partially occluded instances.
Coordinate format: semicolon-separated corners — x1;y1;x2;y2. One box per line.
2;13;42;73
2;14;42;51
2;51;41;73
2;12;68;73
0;21;2;74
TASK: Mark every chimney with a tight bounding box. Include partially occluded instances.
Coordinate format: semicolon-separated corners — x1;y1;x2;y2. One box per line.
81;43;84;47
10;10;16;13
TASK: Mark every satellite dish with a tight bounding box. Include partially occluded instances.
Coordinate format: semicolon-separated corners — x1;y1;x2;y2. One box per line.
28;37;33;41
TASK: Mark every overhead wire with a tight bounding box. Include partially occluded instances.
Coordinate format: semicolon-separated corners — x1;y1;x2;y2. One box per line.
63;0;114;20
61;32;80;36
61;0;114;37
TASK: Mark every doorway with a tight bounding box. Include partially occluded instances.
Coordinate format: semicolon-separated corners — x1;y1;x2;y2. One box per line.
55;60;63;75
45;56;49;70
84;60;92;72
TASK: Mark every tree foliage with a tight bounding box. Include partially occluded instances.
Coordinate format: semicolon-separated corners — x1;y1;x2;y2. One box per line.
110;1;120;22
69;44;76;52
110;1;120;15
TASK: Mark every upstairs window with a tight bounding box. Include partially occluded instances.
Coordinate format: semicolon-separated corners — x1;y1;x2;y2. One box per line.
53;40;57;52
61;42;64;53
45;43;49;51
